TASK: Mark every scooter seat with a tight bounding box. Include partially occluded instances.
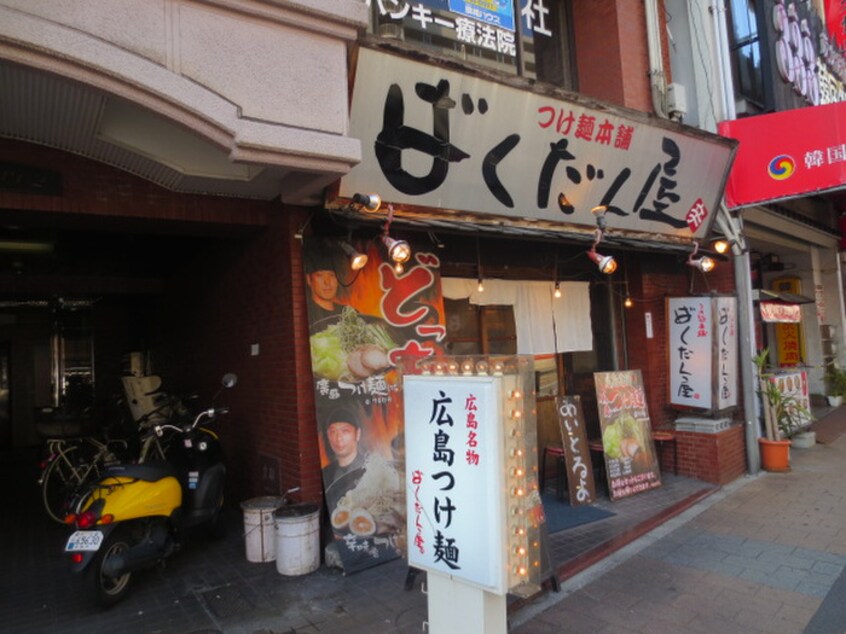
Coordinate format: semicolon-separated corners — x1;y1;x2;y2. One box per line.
102;462;179;482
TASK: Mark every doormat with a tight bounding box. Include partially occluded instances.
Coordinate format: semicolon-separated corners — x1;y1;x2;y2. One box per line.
542;493;615;534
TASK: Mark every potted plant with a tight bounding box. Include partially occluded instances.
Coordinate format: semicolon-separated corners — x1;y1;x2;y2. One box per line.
754;349;816;471
826;365;846;407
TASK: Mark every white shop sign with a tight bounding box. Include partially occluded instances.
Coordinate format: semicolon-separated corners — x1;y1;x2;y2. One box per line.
404;375;505;594
340;48;735;240
668;297;714;409
668;296;738;411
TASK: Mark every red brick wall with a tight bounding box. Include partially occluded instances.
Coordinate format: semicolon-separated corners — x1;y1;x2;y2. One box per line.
155;211;322;506
572;0;655;112
675;425;747;484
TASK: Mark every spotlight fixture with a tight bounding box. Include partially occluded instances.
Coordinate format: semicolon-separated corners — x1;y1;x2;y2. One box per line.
340;242;368;271
587;248;618;274
687;241;716;273
712;238;730;255
382;235;411;263
585;214;617;274
351;192;382;213
689;256;716;273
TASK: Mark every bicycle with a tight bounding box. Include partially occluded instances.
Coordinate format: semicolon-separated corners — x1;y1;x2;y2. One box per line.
38;396;180;523
39;435;129;523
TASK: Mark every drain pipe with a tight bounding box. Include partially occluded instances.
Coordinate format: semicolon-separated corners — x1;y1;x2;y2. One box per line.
715;205;760;474
645;0;669;119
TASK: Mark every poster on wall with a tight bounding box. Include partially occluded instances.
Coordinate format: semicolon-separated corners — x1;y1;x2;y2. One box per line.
303;237;445;573
667;297;714;410
594;370;662;501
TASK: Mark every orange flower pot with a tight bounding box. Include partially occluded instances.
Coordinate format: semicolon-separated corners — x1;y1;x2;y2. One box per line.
759;438;791;472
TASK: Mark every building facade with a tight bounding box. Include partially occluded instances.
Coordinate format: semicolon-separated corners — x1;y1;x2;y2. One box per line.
1;1;758;527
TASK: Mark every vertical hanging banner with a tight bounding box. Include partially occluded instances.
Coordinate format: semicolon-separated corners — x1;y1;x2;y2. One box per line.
594;370;661;501
303;237;445;573
714;297;738;410
667;297;714;409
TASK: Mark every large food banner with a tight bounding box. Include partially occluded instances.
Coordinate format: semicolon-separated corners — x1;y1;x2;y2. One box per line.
594;370;662;501
304;237;445;573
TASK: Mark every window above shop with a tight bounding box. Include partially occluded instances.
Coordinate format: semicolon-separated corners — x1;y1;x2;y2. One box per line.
367;0;576;90
727;0;766;109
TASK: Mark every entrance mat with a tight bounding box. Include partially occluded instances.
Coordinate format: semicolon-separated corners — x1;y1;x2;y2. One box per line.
810;405;846;444
542;493;615;534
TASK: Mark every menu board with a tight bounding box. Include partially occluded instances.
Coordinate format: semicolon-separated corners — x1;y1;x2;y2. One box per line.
594;370;662;501
555;396;596;506
769;370;812;428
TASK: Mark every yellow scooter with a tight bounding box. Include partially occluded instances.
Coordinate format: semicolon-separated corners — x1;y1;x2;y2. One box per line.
64;373;237;606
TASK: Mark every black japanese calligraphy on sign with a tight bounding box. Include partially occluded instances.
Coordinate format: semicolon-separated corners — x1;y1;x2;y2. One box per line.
668;297;713;409
555;396;596;506
344;49;736;239
427;389;460;570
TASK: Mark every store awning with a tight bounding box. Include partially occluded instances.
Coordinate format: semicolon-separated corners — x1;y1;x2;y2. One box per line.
753;289;816;305
719;102;846;209
754;289;814;323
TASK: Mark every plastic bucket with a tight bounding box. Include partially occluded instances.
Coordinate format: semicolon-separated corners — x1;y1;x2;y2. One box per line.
274;503;320;576
241;496;285;562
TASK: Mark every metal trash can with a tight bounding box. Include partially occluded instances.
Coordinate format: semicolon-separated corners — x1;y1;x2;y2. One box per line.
240;496;285;562
274;503;320;575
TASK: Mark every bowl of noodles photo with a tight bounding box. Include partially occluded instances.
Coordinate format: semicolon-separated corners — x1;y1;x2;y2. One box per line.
332;454;405;539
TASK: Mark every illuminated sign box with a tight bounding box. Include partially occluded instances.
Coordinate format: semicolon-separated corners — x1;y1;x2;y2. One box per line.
401;356;542;597
667;296;738;412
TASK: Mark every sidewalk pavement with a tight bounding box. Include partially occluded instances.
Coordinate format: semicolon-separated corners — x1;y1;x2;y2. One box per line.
5;431;846;633
512;432;846;634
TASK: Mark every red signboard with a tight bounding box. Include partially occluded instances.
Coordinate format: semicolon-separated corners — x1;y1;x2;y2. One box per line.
825;0;846;50
718;102;846;209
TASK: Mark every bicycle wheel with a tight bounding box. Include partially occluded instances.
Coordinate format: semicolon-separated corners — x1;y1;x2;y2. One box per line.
41;445;84;523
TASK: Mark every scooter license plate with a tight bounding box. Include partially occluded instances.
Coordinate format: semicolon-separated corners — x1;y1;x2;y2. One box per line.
65;530;104;552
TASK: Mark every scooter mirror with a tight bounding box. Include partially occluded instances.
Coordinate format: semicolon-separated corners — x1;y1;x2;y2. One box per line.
222;373;238;389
